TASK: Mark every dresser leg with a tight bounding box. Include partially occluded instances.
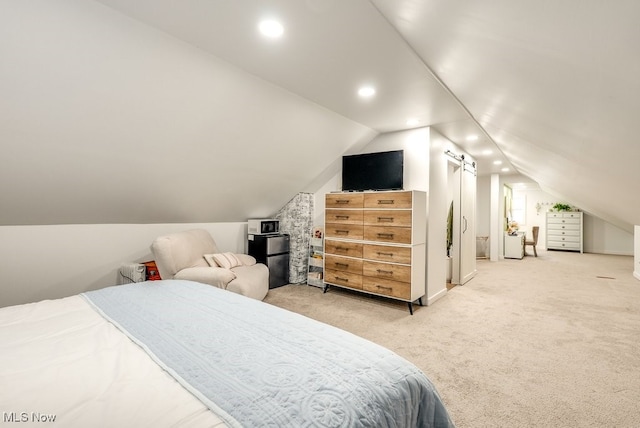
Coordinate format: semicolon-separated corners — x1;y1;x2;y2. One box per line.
323;284;330;293
418;297;423;306
407;302;414;315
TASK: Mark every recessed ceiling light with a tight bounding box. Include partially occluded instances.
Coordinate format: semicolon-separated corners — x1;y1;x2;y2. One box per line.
406;118;419;126
501;167;510;172
357;86;376;98
466;135;478;141
259;20;284;38
482;149;493;156
493;160;503;165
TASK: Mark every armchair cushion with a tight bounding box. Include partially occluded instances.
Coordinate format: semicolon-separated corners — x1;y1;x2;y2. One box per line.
205;252;242;269
226;264;269;300
151;229;218;280
235;253;257;266
174;267;236;289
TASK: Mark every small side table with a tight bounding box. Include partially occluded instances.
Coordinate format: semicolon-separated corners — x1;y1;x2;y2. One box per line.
504;232;525;259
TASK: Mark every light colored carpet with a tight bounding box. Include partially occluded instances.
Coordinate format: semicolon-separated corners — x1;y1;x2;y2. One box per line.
264;250;640;428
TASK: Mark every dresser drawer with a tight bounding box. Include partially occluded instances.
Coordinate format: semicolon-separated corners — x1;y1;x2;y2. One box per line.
364;226;412;244
547;217;580;225
362;277;411;300
363;210;412;227
547;212;581;219
548;235;580;243
326;193;364;208
363;261;411;283
548;223;581;231
325;240;363;258
363;244;411;264
325;209;363;225
325;255;363;275
324;269;362;290
325;223;363;240
562;212;582;219
548;241;581;250
364;191;412;209
547;229;580;238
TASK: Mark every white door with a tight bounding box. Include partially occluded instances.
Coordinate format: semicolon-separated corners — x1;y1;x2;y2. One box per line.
452;160;477;285
458;162;477;284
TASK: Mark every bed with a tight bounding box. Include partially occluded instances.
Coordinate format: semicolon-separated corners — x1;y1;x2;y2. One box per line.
0;280;454;427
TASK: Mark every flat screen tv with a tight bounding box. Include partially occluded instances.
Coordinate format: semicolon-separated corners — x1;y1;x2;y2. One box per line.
341;150;404;192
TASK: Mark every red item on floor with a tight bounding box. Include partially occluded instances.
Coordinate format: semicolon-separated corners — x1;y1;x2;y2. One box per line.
143;261;161;281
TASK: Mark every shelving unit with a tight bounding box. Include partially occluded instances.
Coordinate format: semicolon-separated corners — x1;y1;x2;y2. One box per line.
307;237;324;287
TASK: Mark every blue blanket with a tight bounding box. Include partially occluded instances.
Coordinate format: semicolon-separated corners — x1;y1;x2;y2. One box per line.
83;280;454;427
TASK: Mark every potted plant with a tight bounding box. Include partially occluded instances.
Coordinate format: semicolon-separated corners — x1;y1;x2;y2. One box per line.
552;203;572;212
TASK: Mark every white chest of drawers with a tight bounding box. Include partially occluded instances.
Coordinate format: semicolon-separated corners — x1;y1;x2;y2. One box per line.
546;211;583;253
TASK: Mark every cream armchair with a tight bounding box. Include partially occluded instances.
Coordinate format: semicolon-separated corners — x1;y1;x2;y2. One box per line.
150;229;269;300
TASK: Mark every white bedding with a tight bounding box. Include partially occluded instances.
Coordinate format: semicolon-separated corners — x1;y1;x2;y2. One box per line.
0;295;226;427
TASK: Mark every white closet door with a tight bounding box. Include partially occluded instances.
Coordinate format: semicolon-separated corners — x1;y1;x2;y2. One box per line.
458;163;477;284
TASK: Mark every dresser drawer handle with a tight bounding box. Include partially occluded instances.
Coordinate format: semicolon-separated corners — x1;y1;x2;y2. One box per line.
335;215;350;220
375;285;393;291
377;252;394;257
377;269;394;275
336;200;351;204
335;276;349;282
335;246;350;252
335;230;350;235
335;262;349;268
377;199;395;205
377;216;394;222
377;233;394;239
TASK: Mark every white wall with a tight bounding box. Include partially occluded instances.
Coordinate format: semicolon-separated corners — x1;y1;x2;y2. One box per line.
0;223;247;308
476;175;492;237
426;129;450;303
0;0;376;226
583;216;634;256
635;226;640;281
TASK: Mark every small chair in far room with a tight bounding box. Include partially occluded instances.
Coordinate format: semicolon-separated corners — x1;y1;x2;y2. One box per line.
524;226;540;257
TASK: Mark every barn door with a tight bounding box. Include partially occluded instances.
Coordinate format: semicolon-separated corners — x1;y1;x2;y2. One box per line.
451;156;477;285
458;161;477;284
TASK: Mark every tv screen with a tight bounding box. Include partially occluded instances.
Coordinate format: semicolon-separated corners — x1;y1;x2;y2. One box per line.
341;150;404;192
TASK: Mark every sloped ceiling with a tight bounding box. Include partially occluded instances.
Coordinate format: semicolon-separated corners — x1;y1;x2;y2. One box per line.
1;0;638;232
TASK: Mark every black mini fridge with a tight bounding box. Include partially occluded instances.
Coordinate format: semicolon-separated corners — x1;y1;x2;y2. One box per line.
248;234;290;289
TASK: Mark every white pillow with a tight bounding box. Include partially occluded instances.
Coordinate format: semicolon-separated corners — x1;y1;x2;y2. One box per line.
204;252;242;269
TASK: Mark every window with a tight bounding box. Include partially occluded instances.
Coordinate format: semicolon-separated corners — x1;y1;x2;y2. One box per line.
511;193;526;226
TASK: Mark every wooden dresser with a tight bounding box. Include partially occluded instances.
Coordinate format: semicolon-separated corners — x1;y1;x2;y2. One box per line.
323;190;426;314
546;211;583;253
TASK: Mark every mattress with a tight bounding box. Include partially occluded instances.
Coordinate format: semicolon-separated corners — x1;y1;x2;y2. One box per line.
0;280;454;427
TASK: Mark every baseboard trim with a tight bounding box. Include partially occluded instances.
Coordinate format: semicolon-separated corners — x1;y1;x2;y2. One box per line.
427;287;448;306
633;270;640;281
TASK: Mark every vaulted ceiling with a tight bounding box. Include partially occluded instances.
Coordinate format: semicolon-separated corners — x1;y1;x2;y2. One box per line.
1;0;638;232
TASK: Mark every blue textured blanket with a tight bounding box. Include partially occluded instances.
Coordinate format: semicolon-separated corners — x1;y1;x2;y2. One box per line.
83;280;454;427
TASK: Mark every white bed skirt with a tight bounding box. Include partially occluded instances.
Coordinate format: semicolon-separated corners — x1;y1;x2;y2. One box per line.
0;295;227;427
